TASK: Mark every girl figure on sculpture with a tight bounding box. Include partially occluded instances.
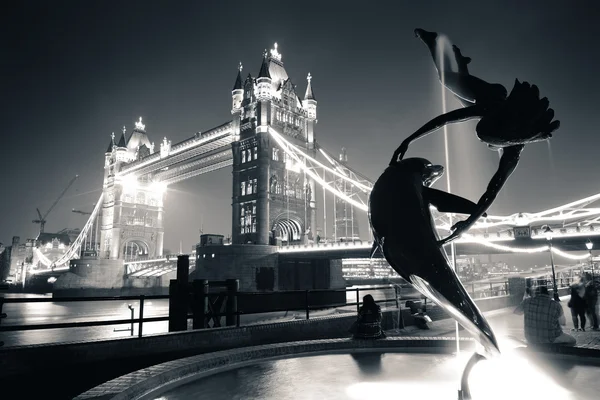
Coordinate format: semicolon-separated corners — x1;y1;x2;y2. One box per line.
393;28;560;246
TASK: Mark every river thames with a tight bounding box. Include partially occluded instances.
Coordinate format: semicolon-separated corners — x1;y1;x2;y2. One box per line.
0;286;403;347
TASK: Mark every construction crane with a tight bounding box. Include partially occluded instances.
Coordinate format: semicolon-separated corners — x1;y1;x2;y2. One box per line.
33;175;79;234
72;208;92;216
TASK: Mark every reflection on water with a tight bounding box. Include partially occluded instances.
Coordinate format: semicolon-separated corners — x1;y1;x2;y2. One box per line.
1;288;401;347
156;353;600;400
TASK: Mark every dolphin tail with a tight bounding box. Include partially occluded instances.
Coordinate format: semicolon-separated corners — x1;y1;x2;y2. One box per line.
410;274;501;357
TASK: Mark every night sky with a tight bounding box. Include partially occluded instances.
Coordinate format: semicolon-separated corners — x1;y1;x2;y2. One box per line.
2;1;598;262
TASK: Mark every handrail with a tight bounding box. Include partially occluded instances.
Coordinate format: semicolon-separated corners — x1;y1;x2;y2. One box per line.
0;282;513;341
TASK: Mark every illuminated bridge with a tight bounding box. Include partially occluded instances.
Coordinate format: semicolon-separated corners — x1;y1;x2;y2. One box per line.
25;43;600;285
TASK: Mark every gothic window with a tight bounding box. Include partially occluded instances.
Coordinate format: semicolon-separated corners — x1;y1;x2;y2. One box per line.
252;178;257;194
276;181;282;194
124;194;132;203
272;147;279;161
241;150;246;163
269;175;278;193
253;146;258;160
241;181;246;196
247;149;252;161
240;201;257;234
136;192;145;204
146;218;153;227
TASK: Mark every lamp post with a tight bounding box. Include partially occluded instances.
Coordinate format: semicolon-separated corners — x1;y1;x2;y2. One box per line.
586;240;594;281
543;225;560;301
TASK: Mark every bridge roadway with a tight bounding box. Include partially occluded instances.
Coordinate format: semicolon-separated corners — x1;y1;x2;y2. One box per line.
30;233;600;280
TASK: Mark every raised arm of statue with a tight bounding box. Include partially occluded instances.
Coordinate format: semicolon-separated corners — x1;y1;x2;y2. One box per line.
439;144;524;245
391;105;484;164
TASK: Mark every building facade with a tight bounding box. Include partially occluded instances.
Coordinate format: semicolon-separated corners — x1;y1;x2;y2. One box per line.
230;44;318;245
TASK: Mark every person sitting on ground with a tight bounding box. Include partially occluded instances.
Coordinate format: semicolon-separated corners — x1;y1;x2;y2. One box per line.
583;273;599;331
514;285;575;346
352;294;385;339
406;300;432;330
568;276;587;331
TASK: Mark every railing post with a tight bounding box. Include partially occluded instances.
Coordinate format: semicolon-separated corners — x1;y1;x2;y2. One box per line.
192;279;209;329
0;299;6;348
138;295;145;338
305;290;310;320
355;288;360;314
130;305;134;336
225;279;239;327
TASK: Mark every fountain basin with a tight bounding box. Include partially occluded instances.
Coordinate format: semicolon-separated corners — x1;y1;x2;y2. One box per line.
75;338;600;400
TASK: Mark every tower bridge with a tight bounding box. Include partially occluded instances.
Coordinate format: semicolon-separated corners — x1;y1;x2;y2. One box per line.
22;43;600;295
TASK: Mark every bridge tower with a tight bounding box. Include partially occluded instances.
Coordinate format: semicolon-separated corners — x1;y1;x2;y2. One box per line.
230;44;317;245
99;119;165;260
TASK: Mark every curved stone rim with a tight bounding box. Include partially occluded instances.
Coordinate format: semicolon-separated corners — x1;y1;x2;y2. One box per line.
75;336;600;400
75;337;475;400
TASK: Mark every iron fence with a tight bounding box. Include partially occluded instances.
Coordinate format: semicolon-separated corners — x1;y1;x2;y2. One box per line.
0;282;512;340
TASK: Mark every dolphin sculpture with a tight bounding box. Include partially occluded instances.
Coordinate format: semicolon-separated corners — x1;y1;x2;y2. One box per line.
369;158;500;357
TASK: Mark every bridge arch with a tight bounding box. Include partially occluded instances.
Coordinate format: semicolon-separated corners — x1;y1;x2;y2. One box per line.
271;214;304;243
122;239;150;261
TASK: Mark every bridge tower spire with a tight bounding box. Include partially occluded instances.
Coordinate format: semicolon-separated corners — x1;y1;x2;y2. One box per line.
230;43;317;246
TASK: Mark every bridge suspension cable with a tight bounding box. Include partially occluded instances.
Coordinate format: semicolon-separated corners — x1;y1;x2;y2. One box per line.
268;126;600;239
33;193;104;271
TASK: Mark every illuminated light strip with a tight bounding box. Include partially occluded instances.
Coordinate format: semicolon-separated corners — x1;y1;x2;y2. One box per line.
460;234;591;260
317;146;374;184
529;192;600;219
279;235;591;261
271;130;372;193
119;122;233;175
269;128;369;211
279;241;373;253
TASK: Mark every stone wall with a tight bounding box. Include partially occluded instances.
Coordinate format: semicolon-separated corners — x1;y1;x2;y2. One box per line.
53;259;125;297
192;244;279;291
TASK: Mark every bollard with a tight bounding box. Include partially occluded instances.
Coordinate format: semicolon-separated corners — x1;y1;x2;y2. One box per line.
225;279;239;327
168;255;191;332
355;288;360;314
168;279;187;332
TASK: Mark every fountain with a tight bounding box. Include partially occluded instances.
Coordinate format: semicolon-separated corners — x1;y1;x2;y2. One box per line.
371;28;561;398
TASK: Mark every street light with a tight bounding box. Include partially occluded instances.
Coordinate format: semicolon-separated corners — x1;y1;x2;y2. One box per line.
542;225;560;301
586;240;594;281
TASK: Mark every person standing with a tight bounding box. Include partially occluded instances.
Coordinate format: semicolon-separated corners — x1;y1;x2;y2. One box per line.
583;273;599;330
568;277;587;331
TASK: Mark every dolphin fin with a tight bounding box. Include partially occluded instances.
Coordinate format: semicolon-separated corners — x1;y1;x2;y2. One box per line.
425;187;480;215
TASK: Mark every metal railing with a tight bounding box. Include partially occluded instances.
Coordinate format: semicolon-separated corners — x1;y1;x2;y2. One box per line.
0;282;513;341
